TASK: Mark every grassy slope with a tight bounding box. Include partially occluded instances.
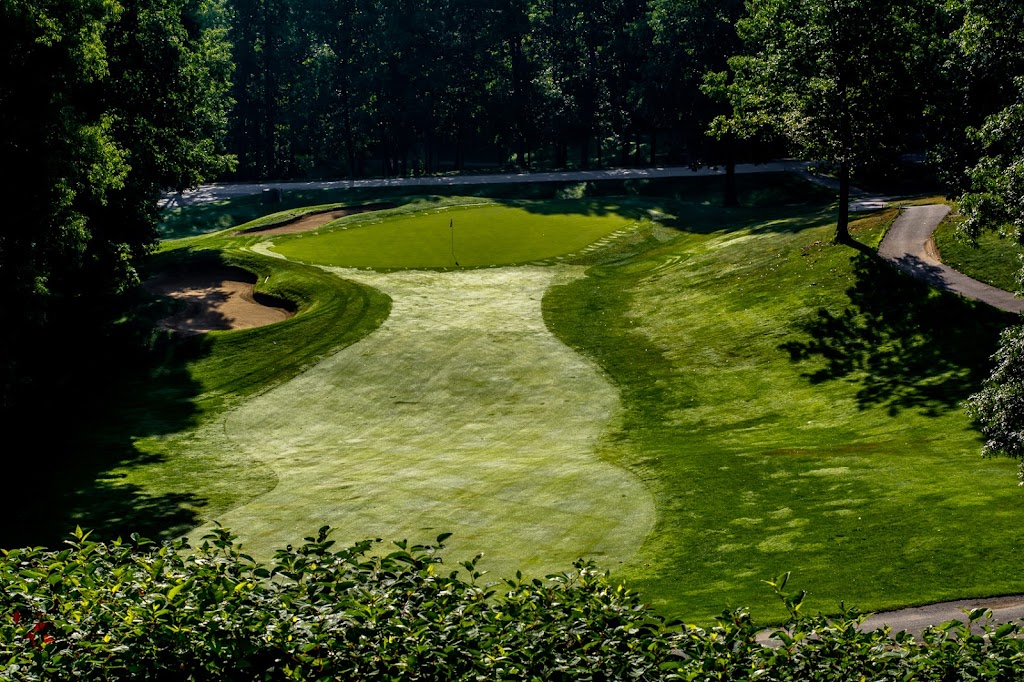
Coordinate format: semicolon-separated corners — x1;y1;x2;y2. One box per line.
23;175;1024;631
933;213;1024;292
11;236;393;548
545;199;1024;624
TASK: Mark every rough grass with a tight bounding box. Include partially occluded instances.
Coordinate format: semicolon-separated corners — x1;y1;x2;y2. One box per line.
932;214;1024;293
545;202;1024;623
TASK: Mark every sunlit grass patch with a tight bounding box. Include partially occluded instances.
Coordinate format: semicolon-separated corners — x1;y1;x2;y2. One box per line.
269;201;638;269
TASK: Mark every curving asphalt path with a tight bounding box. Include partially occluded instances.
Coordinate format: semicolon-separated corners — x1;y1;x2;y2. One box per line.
878;204;1024;314
757;594;1024;645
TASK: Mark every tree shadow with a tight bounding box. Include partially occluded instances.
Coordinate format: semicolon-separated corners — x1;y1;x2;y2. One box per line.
780;252;1015;416
1;265;222;548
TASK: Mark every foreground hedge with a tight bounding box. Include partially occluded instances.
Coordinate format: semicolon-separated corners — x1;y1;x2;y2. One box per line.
2;528;1023;681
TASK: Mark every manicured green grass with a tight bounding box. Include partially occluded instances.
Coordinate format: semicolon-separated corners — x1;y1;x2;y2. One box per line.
268;201;638;269
933;214;1024;292
544;202;1024;624
21;174;1024;632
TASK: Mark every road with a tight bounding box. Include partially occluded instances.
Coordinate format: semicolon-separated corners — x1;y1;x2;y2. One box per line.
161;160;810;208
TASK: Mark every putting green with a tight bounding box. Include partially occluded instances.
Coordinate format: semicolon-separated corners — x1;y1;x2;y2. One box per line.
268;203;637;269
191;266;655;577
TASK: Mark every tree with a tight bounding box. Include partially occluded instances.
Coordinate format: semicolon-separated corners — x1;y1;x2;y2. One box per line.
964;327;1024;472
927;0;1024;199
952;2;1024;473
0;0;234;412
951;1;1024;242
718;0;930;242
647;0;746;171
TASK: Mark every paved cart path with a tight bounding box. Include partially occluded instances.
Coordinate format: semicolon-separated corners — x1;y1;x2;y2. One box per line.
878;204;1024;314
161;161;811;208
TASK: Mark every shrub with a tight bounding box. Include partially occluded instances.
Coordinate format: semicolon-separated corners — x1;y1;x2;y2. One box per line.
2;528;1023;680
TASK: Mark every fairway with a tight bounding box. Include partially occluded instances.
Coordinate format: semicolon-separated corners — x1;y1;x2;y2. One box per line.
189;265;655;578
268;202;637;268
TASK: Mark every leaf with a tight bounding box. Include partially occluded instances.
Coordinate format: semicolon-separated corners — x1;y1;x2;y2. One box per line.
993;622;1017;639
967;607;990;622
166;579;194;602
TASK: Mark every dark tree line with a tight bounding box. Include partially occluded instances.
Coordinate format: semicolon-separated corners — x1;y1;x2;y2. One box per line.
0;0;233;413
222;0;751;180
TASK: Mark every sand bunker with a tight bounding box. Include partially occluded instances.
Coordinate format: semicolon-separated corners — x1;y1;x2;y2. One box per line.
144;267;293;334
236;203;396;236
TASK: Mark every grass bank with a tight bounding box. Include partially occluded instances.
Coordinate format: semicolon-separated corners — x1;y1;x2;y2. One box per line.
545;200;1024;623
933;213;1024;292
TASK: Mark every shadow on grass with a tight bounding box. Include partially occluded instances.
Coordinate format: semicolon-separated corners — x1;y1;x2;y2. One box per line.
1;278;217;549
780;252;1014;416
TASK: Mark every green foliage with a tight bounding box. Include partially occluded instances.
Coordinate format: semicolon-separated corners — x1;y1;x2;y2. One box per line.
0;527;689;680
965;326;1024;463
4;528;1024;680
717;0;935;239
0;0;234;412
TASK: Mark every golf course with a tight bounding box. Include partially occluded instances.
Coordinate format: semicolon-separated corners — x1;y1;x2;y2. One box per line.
52;174;1024;626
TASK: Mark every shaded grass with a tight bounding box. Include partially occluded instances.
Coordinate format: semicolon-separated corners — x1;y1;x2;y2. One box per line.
2;240;390;548
932;214;1024;293
544;202;1024;624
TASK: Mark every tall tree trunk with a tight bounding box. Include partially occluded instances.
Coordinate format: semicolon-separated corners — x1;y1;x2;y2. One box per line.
723;135;739;207
344;108;355;180
836;162;851;243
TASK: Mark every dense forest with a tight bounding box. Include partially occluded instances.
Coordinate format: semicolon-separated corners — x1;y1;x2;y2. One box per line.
223;0;751;179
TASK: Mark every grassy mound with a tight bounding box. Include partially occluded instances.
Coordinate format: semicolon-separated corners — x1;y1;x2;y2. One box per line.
545;203;1023;622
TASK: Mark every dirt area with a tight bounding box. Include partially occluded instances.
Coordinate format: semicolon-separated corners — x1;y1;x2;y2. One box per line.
144;266;293;334
236;203;396;236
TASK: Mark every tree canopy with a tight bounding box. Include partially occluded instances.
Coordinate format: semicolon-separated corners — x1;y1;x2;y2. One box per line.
712;0;932;242
0;0;233;412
